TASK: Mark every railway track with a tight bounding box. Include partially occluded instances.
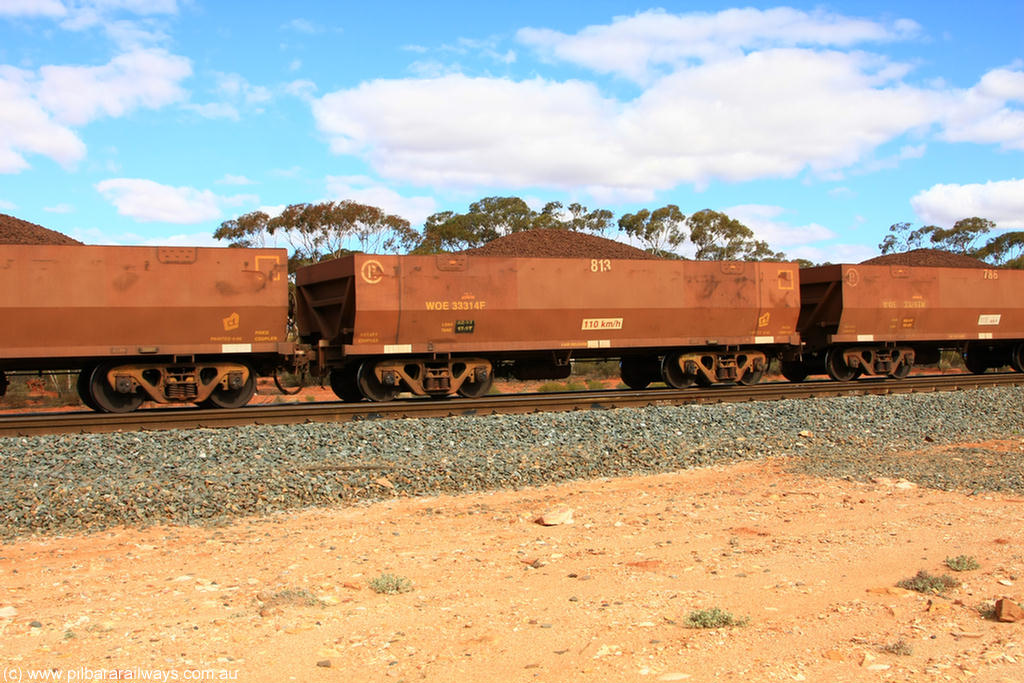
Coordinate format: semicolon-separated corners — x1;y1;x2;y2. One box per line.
1;372;1022;438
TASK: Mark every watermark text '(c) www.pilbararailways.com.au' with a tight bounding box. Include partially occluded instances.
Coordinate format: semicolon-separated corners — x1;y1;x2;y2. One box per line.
3;667;239;682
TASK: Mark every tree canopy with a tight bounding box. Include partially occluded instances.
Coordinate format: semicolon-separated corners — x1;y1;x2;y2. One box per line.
617;205;686;258
216;196;790;264
413;196;614;254
214;201;416;269
879;217;1024;268
686;209;785;261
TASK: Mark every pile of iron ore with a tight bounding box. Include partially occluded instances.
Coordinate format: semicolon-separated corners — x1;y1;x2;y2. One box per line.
461;229;657;259
861;248;990;268
0;213;82;246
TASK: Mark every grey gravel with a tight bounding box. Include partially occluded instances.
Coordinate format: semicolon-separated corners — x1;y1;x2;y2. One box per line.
2;386;1023;539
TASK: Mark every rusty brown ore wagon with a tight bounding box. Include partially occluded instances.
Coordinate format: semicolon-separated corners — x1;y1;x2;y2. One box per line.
784;263;1024;381
0;244;292;411
294;253;802;401
6;244;1024;412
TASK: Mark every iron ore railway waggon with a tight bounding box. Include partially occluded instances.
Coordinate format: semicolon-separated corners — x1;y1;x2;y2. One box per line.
783;263;1024;381
293;253;801;400
3;241;1024;412
0;244;292;412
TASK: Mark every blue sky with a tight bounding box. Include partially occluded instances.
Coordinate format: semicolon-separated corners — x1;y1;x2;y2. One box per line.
1;1;1022;262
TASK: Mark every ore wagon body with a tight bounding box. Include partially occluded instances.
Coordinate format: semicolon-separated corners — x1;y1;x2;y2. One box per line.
0;244;291;411
295;253;801;400
786;263;1024;380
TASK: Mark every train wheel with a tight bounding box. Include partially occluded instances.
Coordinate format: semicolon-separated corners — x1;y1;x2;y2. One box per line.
76;365;102;411
0;370;7;398
1011;344;1024;373
888;359;913;379
88;363;144;413
737;365;765;386
962;347;988;374
780;360;809;383
199;367;256;409
660;353;696;389
825;349;858;382
357;362;398;402
620;357;655;390
329;365;364;402
457;372;493;398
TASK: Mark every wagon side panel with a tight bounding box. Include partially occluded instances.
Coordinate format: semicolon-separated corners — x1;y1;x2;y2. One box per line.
311;255;802;356
0;244;290;367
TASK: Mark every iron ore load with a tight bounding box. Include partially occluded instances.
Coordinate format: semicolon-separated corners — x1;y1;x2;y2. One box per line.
3;225;1024;412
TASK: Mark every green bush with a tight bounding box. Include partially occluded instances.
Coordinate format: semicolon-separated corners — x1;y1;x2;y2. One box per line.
573;360;621;380
535;381;587;393
897;569;959;594
684;607;748;629
881;640;913;656
369;573;413;594
260;588;325;607
944;555;980;572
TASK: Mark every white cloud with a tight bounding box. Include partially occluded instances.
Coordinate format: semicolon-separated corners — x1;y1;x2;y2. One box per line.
316;75;621;189
284;78;317;100
725;204;835;249
911;179;1024;228
0;198;17;210
283;18;321;34
103;19;170;50
71;227;223;247
86;1;178;16
37;49;191;126
95;178;224;223
140;231;222;247
518;7;919;83
311;7;1024;199
215;72;271;105
313;50;945;196
31;0;180;49
185;72;275;119
259;204;286;218
939;66;1024;151
786;242;877;264
217;174;255;186
326;175;437;226
0;3;189;172
0;0;66;17
0;66;87;172
182;101;239;120
44;203;73;213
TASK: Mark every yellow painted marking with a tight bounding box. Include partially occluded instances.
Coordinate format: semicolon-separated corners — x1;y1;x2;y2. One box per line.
425;300;487;311
255;255;282;281
361;259;385;284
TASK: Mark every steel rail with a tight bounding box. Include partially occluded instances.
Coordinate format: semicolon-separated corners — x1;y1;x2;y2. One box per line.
1;372;1022;437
